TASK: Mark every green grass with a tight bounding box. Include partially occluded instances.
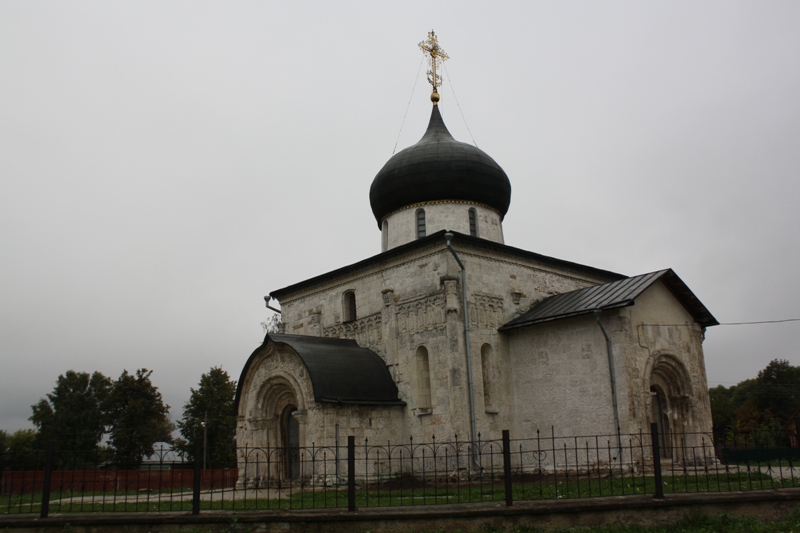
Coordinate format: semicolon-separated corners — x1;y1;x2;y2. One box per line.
731;459;799;467
1;473;798;514
500;509;800;532
168;510;800;532
0;489;196;514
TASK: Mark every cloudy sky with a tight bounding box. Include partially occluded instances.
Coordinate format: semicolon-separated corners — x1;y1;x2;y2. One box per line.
2;1;799;433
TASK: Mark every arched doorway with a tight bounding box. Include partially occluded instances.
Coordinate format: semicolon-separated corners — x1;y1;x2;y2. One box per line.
280;406;300;480
650;385;672;459
255;374;305;482
646;354;692;462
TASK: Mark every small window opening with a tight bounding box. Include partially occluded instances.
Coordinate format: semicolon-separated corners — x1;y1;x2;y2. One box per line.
381;220;389;250
468;208;478;237
343;291;356;322
416;209;426;239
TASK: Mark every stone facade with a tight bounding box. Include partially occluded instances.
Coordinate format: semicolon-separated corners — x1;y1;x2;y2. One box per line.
235;227;714;485
382;201;504;251
506;281;713;447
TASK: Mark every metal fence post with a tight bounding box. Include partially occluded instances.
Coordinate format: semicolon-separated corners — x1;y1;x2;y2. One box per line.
40;442;55;518
192;439;202;515
502;429;513;506
347;436;356;512
795;418;800;448
650;423;664;499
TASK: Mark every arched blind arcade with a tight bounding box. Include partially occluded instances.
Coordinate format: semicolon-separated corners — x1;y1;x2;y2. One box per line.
343;291;357;322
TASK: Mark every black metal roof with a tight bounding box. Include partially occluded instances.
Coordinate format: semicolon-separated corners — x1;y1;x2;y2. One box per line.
499;269;718;331
270;230;624;301
234;334;405;410
369;105;512;227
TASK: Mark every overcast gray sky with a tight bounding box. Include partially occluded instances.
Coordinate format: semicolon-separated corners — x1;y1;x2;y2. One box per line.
2;1;799;433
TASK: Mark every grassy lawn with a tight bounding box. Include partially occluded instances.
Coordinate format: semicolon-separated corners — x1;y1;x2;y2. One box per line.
1;473;798;514
167;510;800;532
496;511;800;533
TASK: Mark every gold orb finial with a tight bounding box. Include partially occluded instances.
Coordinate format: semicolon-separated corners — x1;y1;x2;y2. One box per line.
419;30;448;104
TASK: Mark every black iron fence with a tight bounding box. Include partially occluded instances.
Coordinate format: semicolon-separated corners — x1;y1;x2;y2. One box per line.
2;425;798;516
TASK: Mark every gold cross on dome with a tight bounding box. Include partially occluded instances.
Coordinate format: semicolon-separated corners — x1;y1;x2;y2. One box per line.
419;30;449;103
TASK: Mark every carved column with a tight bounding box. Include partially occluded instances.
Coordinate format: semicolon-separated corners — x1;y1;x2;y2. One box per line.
309;312;322;337
443;278;461;356
381;289;398;368
292;410;309;480
443;279;459;313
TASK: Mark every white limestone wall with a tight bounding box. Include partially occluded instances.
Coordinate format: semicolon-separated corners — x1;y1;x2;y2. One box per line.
382;202;504;251
505;281;713;442
273;239;620;447
620;282;714;437
506;314;619;438
279;240;615;346
243;231;716;478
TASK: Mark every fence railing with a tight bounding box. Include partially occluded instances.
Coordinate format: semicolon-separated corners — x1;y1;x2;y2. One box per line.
2;468;236;494
2;425;798;517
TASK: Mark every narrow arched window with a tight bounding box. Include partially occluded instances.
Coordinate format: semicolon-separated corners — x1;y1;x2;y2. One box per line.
416;346;432;411
343;290;356;322
416;209;426;239
381;220;389;251
468;208;478;237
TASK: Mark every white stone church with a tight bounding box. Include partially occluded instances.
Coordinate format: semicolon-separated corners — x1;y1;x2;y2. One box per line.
234;34;718;482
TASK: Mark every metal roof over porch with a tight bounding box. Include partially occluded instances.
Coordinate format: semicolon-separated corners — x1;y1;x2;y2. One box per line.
499;269;718;331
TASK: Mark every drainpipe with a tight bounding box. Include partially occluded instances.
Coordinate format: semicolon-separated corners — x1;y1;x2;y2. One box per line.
444;232;480;471
593;309;622;458
264;295;282;315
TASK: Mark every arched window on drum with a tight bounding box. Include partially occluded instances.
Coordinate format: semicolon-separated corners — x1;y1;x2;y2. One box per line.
468;208;478;237
416;208;426;239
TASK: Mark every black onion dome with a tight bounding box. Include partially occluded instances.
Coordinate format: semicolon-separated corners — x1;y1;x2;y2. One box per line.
369;105;511;227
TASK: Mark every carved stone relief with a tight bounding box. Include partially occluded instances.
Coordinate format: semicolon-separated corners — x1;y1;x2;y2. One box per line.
323;313;383;347
396;293;446;334
469;293;505;329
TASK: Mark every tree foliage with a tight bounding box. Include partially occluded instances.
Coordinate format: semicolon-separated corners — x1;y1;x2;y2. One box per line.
0;429;9;471
261;314;283;334
0;429;42;470
106;369;172;469
29;370;112;464
710;359;800;432
754;359;800;423
178;367;237;468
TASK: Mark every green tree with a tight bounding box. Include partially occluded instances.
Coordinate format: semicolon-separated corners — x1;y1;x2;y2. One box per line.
0;429;7;471
178;367;237;468
106;369;171;469
729;378;757;408
709;360;800;432
2;429;42;470
709;385;736;431
754;359;800;424
29;370;112;465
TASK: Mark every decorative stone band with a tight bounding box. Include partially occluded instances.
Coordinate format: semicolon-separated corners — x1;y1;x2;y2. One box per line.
322;291;505;344
323;313;382;347
469;293;506;330
396;292;447;335
379;199;502;224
